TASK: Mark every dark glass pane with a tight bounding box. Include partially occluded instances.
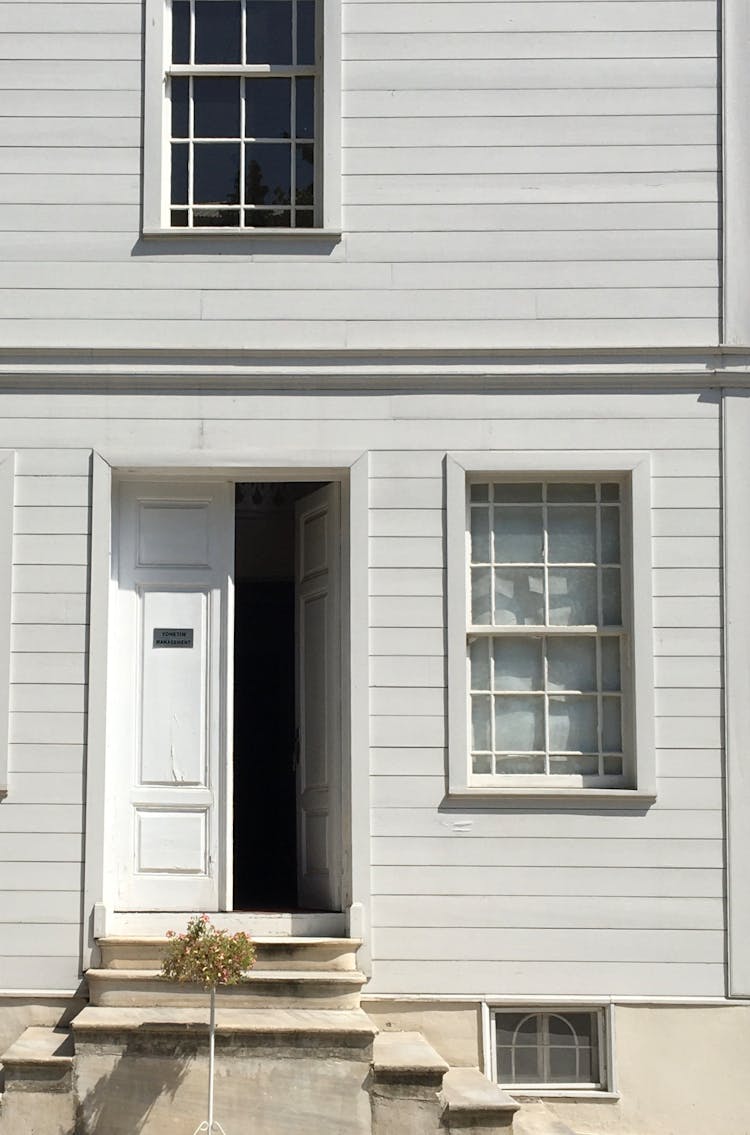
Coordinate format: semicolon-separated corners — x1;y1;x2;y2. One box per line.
513;1045;540;1082
193;142;240;203
297;0;316;63
171;0;190;63
171;142;189;204
547;483;596;503
195;0;241;62
194;77;241;138
601;482;620;502
295;143;314;205
296;76;314;138
244;208;292;227
170;209;189;227
548;1015;580;1045
245;143;291;205
194;208;241;226
548;1046;578;1082
563;1013;595;1042
246;0;292;63
496;1048;513;1083
171;77;189;138
495;1014;525;1047
295;208;314;227
245;78;291;138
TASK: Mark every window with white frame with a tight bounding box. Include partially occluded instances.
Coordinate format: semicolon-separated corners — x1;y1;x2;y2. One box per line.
491;1009;605;1090
446;455;656;801
468;480;627;785
167;0;319;228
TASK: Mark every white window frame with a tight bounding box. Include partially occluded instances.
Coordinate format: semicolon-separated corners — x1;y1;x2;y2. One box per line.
481;1001;616;1097
143;0;341;236
447;452;656;805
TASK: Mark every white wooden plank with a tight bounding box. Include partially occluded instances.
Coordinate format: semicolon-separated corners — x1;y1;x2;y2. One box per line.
4;771;83;803
14;507;90;535
0;833;82;860
340;201;718;232
12;565;89;593
371;687;445;716
12;595;88;624
373;927;722;965
651;508;719;537
370;479;442;508
370;509;444;537
391;391;717;420
655;719;722;750
0;59;139;89
0;203;139;230
11;625;87;653
9;712;86;745
11;685;86;713
369;568;445;596
11;653;86;684
653;596;720;627
658;750;722;778
654;657;721;688
345;89;718;120
652;778;724;809
0;862;82;890
652;477;720;508
0;957;80;988
0;803;82;832
0;92;138;118
371;628;445;657
652;537;719;568
0;924;80;953
370;657;445;687
1;289;201;319
371;836;722;869
13;535;89;565
345;3;717;34
370;538;443;569
15;477;89;506
655;628;720;656
370;596;443;628
391;260;719;290
371;864;723;898
15;451;91;476
0;4;140;33
8;743;84;772
371;716;445;747
367;960;724;997
651;453;720;477
343;32;717;62
0;33;140;60
371;894;724;931
652;569;720;597
0;175;140;206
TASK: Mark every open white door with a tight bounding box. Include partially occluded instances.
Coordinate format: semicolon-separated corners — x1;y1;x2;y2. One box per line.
111;481;233;911
295;483;342;911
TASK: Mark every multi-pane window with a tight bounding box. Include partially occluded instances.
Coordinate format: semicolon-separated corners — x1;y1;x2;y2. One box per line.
468;481;626;782
167;0;318;228
493;1010;603;1089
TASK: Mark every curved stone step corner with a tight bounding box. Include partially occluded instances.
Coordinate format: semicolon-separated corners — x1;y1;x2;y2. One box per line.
440;1067;520;1131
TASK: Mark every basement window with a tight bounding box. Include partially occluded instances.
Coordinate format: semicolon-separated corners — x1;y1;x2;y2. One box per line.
491;1009;606;1091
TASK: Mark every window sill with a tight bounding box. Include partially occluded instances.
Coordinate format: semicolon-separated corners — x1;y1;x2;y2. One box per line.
445;786;656;808
509;1090;620;1101
141;226;342;243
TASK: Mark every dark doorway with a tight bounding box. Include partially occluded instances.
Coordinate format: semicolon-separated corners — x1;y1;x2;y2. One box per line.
232;482;323;910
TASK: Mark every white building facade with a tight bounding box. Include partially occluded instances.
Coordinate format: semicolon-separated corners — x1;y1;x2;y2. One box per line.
0;0;749;1130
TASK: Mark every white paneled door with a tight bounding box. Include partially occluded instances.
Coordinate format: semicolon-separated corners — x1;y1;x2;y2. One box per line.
295;484;342;911
112;481;234;911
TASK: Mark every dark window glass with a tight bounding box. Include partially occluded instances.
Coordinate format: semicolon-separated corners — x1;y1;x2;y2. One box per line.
171;77;189;138
244;208;291;227
195;0;241;62
297;0;315;64
246;0;292;63
245;78;291;138
171;142;189;204
295;208;314;228
295;143;314;205
193;142;241;203
170;209;189;226
296;76;314;138
172;0;191;62
194;78;241;137
245;143;291;205
194;208;241;226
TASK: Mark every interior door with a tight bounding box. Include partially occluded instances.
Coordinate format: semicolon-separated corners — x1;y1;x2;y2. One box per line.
111;480;234;911
295;483;342;910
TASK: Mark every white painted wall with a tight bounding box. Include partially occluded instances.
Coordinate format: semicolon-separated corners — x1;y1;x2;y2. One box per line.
0;0;719;350
0;388;723;997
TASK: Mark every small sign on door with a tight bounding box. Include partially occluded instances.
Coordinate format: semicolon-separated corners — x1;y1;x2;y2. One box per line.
153;628;194;648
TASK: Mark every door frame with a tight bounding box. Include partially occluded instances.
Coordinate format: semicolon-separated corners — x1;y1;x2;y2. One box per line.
82;451;370;969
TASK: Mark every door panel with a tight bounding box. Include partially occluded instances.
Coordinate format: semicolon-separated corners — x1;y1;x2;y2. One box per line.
111;481;233;912
295;483;342;911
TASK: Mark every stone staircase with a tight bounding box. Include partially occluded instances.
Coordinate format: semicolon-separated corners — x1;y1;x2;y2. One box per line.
0;935;523;1135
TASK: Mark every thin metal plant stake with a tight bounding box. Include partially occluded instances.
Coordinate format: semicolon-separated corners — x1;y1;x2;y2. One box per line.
192;985;227;1135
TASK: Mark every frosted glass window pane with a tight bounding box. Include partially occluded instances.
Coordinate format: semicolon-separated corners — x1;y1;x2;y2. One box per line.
601;637;621;691
513;1045;540;1081
548;1015;580;1045
471;566;492;624
470;638;491;690
495;695;544;750
601;482;620;501
472;753;492;774
494;568;544;625
603;755;623;775
549;754;599;775
493;638;543;691
493;483;542;503
547;637;596;692
493;505;543;563
548;1047;578;1082
495;754;545;774
601;507;621;563
495;1014;525;1046
549;695;597;751
602;567;622;625
548;568;597;625
471;695;491;751
547;505;597;563
470;507;490;562
602;697;622;751
547;483;596;503
470;483;489;502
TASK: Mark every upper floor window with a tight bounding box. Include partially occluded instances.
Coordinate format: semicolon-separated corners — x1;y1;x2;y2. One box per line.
143;0;341;234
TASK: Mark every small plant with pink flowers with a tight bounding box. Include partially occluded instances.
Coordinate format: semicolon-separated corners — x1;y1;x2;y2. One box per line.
161;915;256;1134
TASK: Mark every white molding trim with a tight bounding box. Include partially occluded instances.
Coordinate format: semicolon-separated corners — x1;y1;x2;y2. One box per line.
722;0;750;344
446;451;656;805
0;451;14;799
723;391;750;997
82;452;112;969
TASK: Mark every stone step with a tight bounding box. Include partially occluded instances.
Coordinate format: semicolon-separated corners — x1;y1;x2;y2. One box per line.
86;966;366;1009
97;934;361;972
0;1027;76;1135
440;1067;520;1133
371;1031;450;1135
